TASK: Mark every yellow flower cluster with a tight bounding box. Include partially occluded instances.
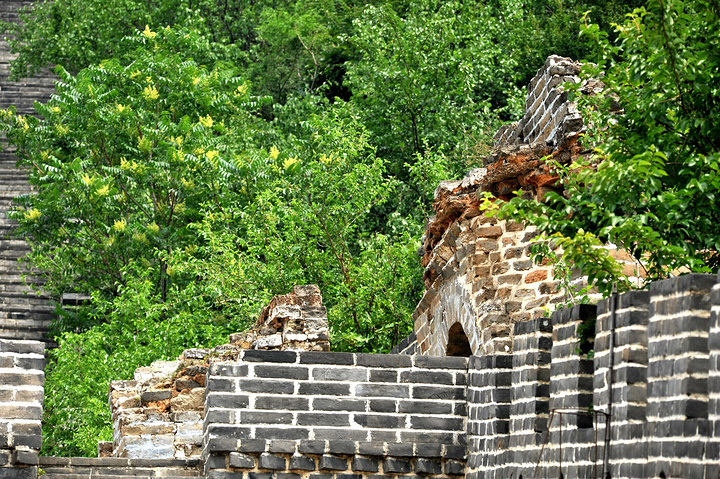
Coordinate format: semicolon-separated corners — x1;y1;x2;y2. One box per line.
24;208;42;221
234;83;249;96
143;85;159;101
120;157;142;173
17;115;29;132
142;25;157;39
199;115;214;128
95;184;110;197
269;146;280;160
113;219;126;232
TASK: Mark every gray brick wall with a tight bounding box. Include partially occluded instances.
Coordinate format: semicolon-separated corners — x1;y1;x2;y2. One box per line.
594;290;650;479
505;317;552;478
645;274;716;478
0;338;44;478
465;354;512;479
36;457;201;478
493;55;584;148
202;350;468;478
708;273;720;479
4;274;718;478
194;276;720;479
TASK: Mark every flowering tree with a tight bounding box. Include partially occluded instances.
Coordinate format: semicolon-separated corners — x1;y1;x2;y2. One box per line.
1;26;264;317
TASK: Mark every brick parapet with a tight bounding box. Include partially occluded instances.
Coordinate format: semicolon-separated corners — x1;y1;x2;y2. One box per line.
502;318;552;478
0;338;44;478
202;350;468;478
37;456;201;478
594;290;649;479
529;305;598;479
708;272;720;479
465;354;512;479
645;274;716;478
550;305;596;418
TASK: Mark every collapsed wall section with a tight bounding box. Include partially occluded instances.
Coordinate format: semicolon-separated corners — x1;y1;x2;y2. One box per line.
108;285;331;460
0;338;44;479
493;55;587;148
202;350;468;478
407;54;647;359
410;55;597;358
109;358;206;459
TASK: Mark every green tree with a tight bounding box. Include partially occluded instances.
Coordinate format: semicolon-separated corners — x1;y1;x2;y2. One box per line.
346;0;525;175
494;0;720;293
1;0;194;78
170;103;422;352
42;264;244;457
1;26;264;330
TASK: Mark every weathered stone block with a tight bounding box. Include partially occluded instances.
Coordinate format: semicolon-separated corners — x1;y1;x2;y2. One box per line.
290;455;316;471
228;452;255;469
319;455;347;471
258;453;286;470
382;458;411;474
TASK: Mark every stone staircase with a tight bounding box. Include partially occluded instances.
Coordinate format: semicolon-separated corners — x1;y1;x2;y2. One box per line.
0;0;57;343
38;457;202;478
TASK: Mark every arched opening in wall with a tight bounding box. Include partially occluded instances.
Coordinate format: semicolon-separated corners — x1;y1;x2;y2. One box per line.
446;322;472;357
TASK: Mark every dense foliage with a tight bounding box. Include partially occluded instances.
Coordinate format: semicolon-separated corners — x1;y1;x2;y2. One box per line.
0;0;674;457
493;0;720;294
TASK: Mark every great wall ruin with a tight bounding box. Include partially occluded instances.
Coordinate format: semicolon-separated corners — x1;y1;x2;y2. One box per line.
1;1;719;477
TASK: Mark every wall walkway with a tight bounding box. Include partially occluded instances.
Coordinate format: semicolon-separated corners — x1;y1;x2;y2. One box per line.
0;0;56;345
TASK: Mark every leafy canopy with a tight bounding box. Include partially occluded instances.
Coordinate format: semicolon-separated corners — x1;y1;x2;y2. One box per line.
2;26;261;319
493;0;720;294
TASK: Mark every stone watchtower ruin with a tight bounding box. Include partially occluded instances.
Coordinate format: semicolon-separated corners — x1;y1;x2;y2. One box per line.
1;28;720;479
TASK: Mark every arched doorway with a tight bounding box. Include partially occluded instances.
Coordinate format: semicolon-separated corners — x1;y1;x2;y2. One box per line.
446;322;473;356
